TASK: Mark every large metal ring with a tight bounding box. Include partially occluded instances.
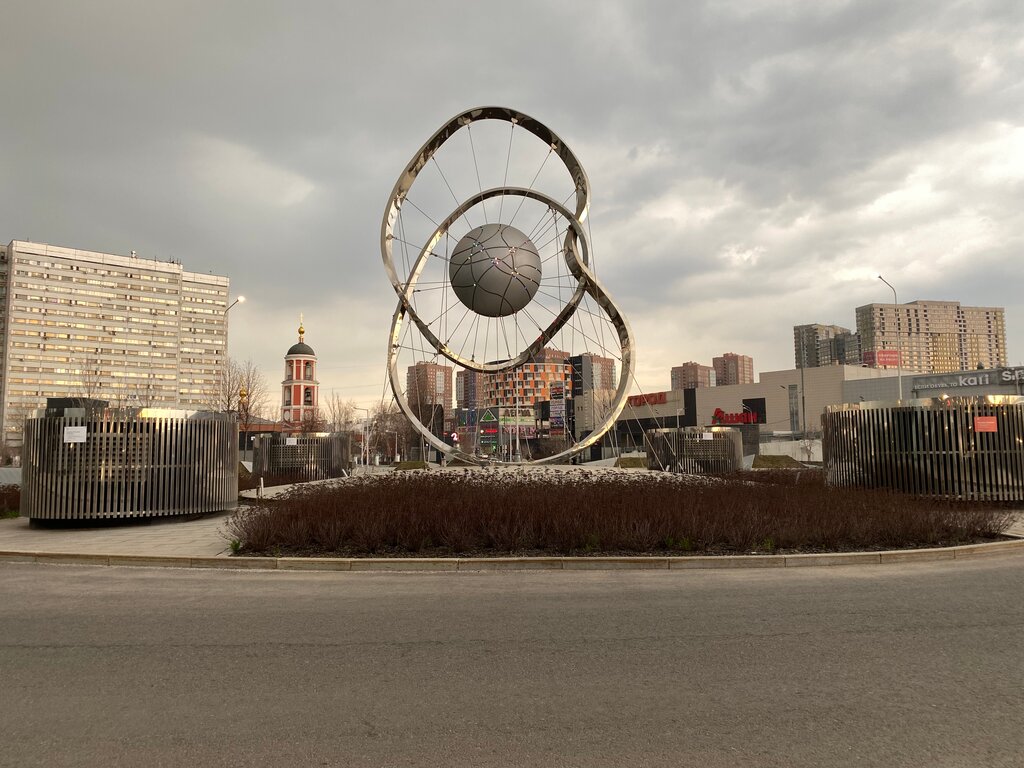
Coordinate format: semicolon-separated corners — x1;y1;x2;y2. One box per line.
380;106;635;465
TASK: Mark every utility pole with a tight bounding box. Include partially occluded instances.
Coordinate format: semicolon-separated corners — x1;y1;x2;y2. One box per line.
878;275;904;400
514;381;521;462
799;363;807;437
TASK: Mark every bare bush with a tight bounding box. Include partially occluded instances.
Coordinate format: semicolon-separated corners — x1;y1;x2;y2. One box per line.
224;471;1015;557
0;484;20;518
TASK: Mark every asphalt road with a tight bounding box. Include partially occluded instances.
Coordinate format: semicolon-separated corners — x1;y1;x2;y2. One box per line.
2;557;1023;768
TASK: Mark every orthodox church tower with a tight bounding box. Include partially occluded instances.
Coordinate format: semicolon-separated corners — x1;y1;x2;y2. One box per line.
281;316;319;428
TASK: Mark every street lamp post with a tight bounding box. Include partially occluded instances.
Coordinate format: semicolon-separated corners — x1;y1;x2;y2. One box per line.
799;364;807;437
238;386;248;462
514;386;521;463
354;406;371;467
877;275;903;401
223;296;247;461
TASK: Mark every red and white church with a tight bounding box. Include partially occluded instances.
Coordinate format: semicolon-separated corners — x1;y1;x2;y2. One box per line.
281;316;320;431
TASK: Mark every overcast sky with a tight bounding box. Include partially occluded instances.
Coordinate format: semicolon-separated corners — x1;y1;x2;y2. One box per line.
2;0;1022;409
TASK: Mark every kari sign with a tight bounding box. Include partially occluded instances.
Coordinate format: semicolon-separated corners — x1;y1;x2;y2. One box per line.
974;416;997;433
913;366;1024;393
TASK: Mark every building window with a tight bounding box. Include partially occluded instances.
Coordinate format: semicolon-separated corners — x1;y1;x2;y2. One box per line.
304;388;313;406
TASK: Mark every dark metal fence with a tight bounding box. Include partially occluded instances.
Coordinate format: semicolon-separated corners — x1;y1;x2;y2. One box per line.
645;427;743;474
822;396;1024;501
22;410;238;520
252;433;351;483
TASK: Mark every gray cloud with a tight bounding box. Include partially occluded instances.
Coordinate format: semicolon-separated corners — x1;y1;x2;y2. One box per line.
2;0;1022;404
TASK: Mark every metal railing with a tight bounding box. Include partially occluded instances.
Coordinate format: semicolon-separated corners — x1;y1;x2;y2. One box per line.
252;433;352;483
645;427;743;474
22;409;239;520
822;396;1024;501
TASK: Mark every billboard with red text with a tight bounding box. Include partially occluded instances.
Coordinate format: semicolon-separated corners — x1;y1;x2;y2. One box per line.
863;349;901;367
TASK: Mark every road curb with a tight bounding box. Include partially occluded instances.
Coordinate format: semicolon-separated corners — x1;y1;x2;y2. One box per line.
2;538;1022;572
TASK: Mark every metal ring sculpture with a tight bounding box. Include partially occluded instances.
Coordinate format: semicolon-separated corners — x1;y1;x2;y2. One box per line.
381;106;634;465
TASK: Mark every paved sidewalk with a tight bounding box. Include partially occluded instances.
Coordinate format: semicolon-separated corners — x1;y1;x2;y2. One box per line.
0;512;232;557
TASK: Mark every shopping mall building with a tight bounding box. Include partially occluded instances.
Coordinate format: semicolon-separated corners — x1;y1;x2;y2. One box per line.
613;363;1024;451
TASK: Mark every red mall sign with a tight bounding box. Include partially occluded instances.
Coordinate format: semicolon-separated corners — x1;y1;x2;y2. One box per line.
628;391;668;407
973;416;997;433
711;408;759;425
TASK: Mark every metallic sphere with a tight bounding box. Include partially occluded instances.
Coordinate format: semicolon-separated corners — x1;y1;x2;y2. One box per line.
449;224;541;317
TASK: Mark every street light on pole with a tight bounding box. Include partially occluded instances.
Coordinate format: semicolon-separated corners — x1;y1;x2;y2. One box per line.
238;386;249;462
354;406;371;467
223;296;247;454
877;276;903;400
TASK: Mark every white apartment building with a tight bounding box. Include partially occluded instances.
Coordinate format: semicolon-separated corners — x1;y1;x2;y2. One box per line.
0;240;232;447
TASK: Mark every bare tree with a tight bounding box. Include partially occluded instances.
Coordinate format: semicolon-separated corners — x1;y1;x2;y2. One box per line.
209;357;268;418
298;408;326;434
324;392;357;432
370;400;417;461
235;360;270;459
210;358;244;413
74;357;105;403
237;359;269;423
72;356;152;410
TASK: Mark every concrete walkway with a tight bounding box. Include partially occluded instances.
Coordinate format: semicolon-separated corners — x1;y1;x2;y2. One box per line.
0;512;232;558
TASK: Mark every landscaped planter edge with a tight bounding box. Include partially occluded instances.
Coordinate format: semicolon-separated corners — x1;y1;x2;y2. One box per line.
2;538;1022;571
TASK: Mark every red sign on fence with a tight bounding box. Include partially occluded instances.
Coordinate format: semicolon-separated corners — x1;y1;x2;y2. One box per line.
974;416;997;433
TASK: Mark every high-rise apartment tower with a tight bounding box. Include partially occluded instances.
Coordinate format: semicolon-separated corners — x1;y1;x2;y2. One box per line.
855;300;1005;373
794;324;862;368
712;353;754;385
670;362;715;389
0;240;231;447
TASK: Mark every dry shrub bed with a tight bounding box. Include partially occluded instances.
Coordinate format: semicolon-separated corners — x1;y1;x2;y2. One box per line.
224;468;1014;557
0;484;19;518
